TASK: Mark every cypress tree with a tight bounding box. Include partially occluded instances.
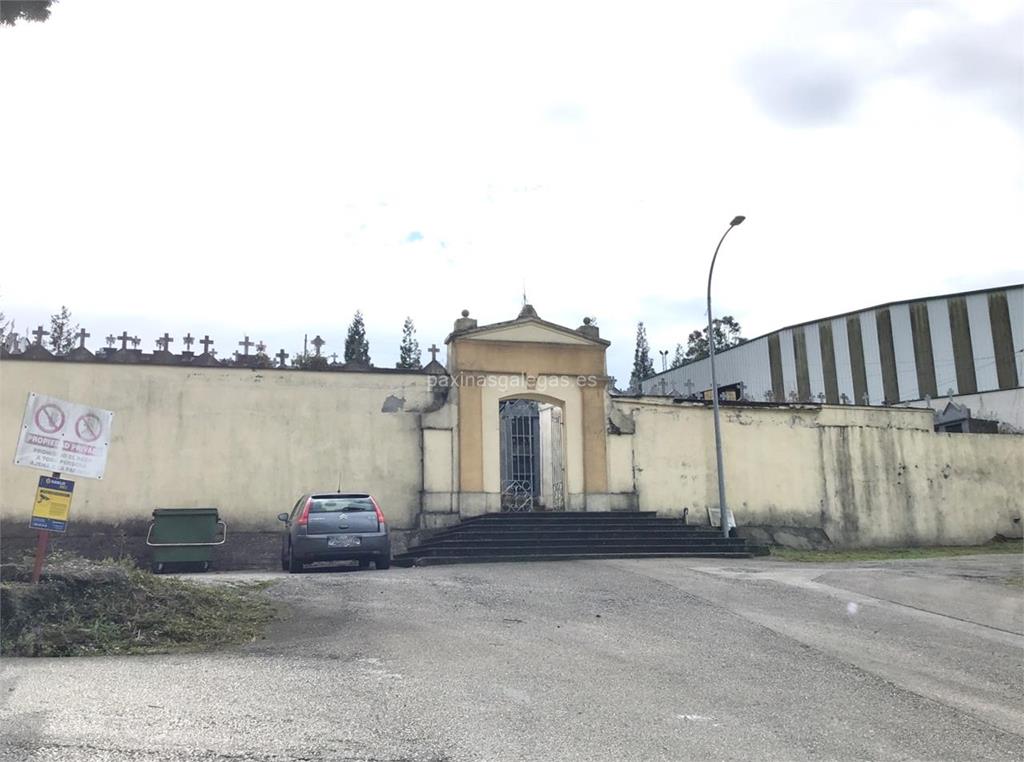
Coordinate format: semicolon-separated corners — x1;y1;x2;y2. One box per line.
344;310;371;365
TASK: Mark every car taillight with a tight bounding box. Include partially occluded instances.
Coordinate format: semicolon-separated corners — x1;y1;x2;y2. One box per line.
297;498;312;526
372;499;386;525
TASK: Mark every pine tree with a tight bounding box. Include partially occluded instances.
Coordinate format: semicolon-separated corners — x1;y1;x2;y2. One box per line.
48;305;78;355
671;343;687;369
397;317;421;369
344;310;371;365
629;322;656;391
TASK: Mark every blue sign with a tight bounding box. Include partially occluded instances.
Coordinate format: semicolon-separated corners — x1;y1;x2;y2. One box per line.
30;475;75;533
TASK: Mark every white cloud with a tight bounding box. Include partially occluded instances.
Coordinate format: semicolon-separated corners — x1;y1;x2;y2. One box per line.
1;0;1020;380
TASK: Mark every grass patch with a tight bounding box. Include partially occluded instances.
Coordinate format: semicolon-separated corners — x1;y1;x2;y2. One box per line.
1;552;275;657
771;541;1023;563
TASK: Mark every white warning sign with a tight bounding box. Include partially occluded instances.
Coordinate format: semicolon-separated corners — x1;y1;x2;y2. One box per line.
14;393;114;479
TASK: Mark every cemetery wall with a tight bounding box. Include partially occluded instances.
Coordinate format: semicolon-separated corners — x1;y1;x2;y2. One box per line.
0;358;441;564
615;399;1024;547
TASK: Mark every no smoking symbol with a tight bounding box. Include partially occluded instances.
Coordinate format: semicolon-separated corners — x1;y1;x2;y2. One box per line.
34;404;66;434
75;414;103;442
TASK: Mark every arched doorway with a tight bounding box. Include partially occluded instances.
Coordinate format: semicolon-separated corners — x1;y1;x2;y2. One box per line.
499;397;566;512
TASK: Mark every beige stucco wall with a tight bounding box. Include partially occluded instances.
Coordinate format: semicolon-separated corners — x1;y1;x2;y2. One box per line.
616;399;1023;546
0;360;434;531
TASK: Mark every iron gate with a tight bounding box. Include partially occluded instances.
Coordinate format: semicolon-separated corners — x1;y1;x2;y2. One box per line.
499;399;539;512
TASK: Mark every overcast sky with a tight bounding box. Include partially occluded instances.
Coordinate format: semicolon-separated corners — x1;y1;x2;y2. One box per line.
2;0;1021;380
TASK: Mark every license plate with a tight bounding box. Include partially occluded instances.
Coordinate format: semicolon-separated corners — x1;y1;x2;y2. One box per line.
328;535;360;548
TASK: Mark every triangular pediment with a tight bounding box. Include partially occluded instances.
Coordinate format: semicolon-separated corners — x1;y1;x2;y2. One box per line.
453;318;606;346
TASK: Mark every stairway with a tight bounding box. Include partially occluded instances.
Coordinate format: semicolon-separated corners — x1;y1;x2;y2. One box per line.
393;511;765;566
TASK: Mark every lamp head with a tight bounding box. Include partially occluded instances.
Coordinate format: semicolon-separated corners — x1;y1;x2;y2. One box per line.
730;215;746;226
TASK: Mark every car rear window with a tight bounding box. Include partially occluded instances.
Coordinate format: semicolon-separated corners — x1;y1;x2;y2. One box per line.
310;497;374;513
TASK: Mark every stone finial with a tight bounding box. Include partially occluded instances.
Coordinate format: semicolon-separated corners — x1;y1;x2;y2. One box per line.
518;303;539;320
454;309;477;332
577;316;600;340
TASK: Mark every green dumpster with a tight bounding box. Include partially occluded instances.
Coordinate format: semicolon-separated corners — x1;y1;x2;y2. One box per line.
147;508;227;573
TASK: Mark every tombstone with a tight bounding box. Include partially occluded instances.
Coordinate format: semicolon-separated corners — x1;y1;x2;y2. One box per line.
181;333;196;359
66;328;95;361
109;331;142;363
192;335;220;367
422;343;447;375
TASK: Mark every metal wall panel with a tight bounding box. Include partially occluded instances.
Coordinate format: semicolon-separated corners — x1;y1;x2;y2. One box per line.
831;317;856;403
858;311;885;405
947;297;978;394
927;298;958;396
889;302;919;401
966;293;999;391
778;328;799;400
909;301;938;399
805;322;827;401
1007;286;1024;382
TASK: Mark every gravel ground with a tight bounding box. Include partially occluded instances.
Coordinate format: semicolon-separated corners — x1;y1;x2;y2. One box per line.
1;554;1022;761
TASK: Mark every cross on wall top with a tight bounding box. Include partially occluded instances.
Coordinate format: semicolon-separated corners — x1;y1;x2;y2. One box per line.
311;335;325;357
182;333;195;351
117;331;132;351
200;335;214;354
428;344;440;363
32;325;48;346
276;349;289;367
238;336;254;356
75;328;90;349
156;333;174;351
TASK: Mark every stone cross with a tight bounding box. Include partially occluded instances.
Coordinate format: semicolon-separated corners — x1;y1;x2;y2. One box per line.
816;392;826;403
862;392;870;406
156;333;174;351
106;334;116;348
329;353;338;363
117;331;132;350
76;329;90;349
311;335;325;357
764;390;774;402
683;379;694;396
131;336;141;349
182;333;195;351
256;341;267;355
840;393;850;405
31;325;48;345
276;349;289;367
210;348;218;358
428;344;440;362
238;336;254;356
200;335;214;354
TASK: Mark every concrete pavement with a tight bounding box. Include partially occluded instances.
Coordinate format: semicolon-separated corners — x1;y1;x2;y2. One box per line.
1;554;1022;761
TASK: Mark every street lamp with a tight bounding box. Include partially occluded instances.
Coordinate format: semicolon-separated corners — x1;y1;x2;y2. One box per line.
707;215;745;538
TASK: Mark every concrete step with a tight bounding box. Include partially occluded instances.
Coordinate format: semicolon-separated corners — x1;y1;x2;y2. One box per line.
393;551;753;567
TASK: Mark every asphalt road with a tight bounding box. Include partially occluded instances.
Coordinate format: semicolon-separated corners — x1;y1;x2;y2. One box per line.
2;554;1022;761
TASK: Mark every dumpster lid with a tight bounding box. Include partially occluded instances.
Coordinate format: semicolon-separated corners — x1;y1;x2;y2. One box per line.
152;508;219;517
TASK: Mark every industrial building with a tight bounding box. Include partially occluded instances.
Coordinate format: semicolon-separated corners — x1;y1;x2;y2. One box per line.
640;284;1024;430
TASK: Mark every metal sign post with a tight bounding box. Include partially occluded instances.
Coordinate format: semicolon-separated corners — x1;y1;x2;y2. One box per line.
14;393;111;584
29;472;75;584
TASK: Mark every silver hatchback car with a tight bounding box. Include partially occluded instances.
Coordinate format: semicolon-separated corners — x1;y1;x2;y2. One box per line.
278;493;391;573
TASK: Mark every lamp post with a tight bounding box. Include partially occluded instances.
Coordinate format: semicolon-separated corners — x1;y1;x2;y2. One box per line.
708;215;745;538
